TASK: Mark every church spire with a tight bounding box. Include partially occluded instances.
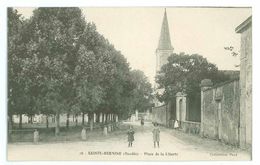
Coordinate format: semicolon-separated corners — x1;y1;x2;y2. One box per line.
157;8;173;50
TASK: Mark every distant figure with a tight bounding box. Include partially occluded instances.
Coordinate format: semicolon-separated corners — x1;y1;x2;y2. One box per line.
127;126;135;147
141;118;144;126
152;122;160;148
174;120;179;129
33;129;39;143
81;127;87;140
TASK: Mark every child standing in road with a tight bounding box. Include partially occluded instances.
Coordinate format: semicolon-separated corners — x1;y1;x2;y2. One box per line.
152;122;160;148
141;118;144;126
127;126;135;147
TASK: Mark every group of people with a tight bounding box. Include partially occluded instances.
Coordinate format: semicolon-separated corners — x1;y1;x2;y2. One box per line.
127;122;160;148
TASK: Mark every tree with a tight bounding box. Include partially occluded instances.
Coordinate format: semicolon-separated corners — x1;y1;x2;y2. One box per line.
129;70;153;113
73;23;118;126
156;53;230;103
8;8;34;129
100;50;133;120
74;47;106;127
19;7;87;135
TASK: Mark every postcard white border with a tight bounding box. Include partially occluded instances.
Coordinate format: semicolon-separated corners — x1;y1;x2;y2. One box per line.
0;0;259;165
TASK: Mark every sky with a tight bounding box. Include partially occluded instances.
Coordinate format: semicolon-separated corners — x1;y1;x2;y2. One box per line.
16;7;252;84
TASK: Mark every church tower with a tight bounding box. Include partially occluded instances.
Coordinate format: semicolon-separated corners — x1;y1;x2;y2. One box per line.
154;9;174;106
156;8;174;73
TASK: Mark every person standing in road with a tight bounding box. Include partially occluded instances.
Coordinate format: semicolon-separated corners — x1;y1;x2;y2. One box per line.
127;125;135;147
152;122;160;148
141;118;144;126
174;119;179;129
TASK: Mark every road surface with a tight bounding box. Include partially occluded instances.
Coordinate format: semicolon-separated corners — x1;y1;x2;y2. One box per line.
8;121;251;161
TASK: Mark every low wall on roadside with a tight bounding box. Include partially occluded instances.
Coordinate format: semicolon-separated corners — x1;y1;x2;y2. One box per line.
181;121;201;135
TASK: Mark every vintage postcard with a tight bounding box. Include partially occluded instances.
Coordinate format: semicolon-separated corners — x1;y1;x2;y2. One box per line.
7;7;252;161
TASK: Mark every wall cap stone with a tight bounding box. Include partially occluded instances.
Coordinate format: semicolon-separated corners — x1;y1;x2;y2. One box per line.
236;15;252;33
176;92;187;97
200;79;213;88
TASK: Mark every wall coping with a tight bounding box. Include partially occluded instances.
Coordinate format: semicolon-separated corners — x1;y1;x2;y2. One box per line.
176;92;187;97
182;120;201;125
202;78;239;92
235;15;252;33
153;104;167;109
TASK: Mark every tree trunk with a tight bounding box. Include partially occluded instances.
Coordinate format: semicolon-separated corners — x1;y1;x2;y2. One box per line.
82;112;85;125
109;114;111;122
116;114;118;122
96;113;99;123
46;115;49;128
19;114;22;129
100;113;103;123
10;114;13;129
104;113;106;123
55;111;60;136
90;112;94;131
30;115;33;124
28;115;31;124
106;113;109;123
75;114;78;126
87;113;90;124
8;114;13;133
66;113;70;129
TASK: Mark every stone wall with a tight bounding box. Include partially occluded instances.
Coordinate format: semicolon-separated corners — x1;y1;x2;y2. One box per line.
236;16;252;149
182;121;201;135
152;103;171;126
201;79;240;146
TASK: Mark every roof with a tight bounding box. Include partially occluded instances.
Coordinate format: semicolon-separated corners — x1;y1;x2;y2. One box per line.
235;16;252;33
220;70;240;79
157;9;173;50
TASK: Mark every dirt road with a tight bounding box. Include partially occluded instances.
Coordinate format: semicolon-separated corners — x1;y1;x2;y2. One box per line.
8;121;251;161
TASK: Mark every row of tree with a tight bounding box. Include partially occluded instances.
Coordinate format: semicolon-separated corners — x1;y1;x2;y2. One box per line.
8;8;153;135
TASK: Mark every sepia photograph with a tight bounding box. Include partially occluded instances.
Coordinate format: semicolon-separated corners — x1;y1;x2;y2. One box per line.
7;7;252;161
